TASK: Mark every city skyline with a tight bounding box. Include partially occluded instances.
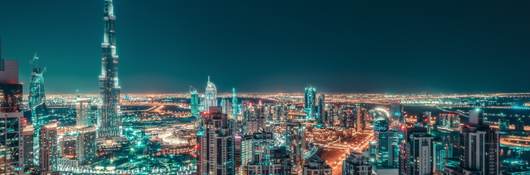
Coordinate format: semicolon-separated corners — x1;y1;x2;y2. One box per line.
1;1;530;174
1;0;530;93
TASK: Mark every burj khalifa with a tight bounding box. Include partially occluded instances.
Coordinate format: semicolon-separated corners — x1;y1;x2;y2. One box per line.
97;0;121;139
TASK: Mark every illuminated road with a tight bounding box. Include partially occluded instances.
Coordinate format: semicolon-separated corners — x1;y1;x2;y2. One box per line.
317;131;374;175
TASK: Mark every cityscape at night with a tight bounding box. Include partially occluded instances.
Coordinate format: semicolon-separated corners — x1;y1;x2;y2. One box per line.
1;0;530;175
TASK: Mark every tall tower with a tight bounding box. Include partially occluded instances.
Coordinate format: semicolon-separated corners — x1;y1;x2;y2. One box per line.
304;86;316;120
316;94;325;128
204;76;217;111
98;0;122;139
231;88;239;118
190;88;200;117
28;53;47;166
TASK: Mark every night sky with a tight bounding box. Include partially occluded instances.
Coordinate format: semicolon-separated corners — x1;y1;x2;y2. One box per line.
1;0;530;93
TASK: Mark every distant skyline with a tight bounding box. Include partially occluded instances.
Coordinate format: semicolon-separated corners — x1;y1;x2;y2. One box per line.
1;0;530;93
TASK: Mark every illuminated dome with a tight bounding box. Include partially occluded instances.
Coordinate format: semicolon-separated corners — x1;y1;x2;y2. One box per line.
206;76;217;92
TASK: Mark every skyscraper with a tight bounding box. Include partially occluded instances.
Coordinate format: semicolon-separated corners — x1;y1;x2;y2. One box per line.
40;122;58;174
304;87;317;120
76;97;91;127
241;131;274;167
231;88;239;119
204;76;218;111
28;54;47;166
240;131;291;175
399;127;433;175
0;59;23;174
98;0;122;139
197;107;235;175
28;54;46;116
76;127;96;165
316;94;325;128
21;125;34;170
356;104;365;132
461;109;499;175
376;130;402;168
190;88;200;117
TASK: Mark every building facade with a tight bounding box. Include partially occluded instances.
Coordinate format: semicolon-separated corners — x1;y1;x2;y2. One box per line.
399;127;433;175
0;60;23;174
197;107;235;175
40;122;58;174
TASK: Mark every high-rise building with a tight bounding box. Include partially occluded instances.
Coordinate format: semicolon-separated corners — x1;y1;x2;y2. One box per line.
197;107;235;175
438;112;460;129
76;127;96;165
243;103;266;135
431;129;460;174
342;152;373;175
240;132;290;175
40;122;58;174
303;155;332;175
461;109;499;175
76;97;91;127
356;104;365;132
190;88;200;117
28;54;46;116
231;88;239;119
304;87;317;120
21;125;34;170
0;59;23;174
241;131;274;167
375;130;402;168
98;0;122;139
28;54;48;167
399;127;433;175
203;76;217;111
316;94;325;128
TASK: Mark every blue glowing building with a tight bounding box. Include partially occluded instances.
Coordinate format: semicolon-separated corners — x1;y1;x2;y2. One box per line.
231;88;239;118
304;87;317;120
190;88;200;117
28;54;48;166
98;0;122;139
375;130;402;169
316;94;325;128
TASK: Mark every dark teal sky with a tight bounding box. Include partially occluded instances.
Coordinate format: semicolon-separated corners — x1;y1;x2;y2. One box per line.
1;0;530;93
